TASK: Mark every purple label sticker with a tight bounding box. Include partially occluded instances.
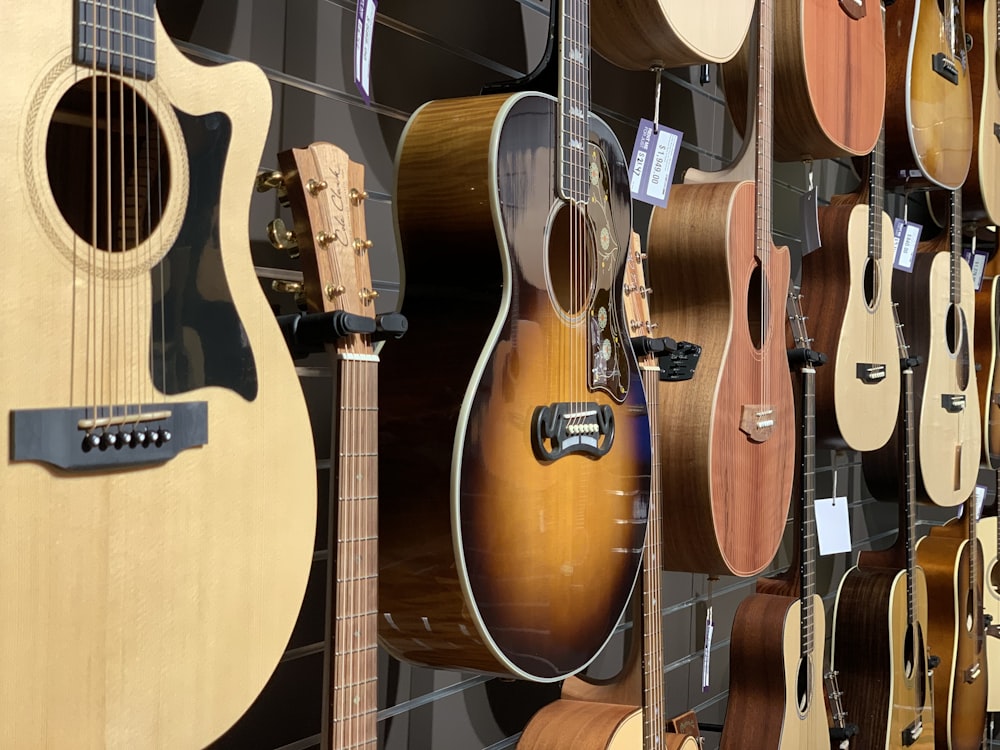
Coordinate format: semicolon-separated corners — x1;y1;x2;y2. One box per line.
892;218;921;272
628;118;682;209
354;0;378;105
962;248;989;291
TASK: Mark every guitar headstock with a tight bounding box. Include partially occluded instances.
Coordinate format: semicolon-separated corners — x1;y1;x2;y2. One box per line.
785;287;813;353
275;142;377;354
623;232;656;363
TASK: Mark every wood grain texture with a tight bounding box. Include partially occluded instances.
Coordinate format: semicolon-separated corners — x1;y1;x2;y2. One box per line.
884;0;974;188
645;181;794;576
916;521;988;749
961;0;1000;222
802;203;900;450
863;246;980;507
0;6;317;747
722;0;885;161
591;0;754;68
518;700;641;750
830;566;934;750
973;275;1000;467
379;92;651;680
719;594;829;750
977;514;1000;711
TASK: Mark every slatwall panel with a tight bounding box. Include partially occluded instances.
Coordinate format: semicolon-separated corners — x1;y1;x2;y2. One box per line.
151;1;977;748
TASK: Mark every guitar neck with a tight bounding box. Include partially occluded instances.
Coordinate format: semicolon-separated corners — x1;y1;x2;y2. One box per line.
901;364;917;627
330;353;380;748
558;0;591;204
800;364;817;660
75;0;157;79
868;126;886;261
641;364;666;745
754;0;774;263
951;189;963;306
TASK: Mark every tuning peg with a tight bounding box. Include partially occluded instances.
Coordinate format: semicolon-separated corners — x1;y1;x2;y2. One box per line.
350;188;369;205
267;218;299;256
641;286;652;297
272;279;305;305
360;288;379;305
325;283;346;301
633;248;647;262
307;178;328;196
353;238;374;253
256;170;290;206
317;231;338;247
624;283;638;294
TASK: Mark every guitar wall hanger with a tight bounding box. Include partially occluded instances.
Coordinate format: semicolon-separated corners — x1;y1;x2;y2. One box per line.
658;341;702;382
277;310;408;359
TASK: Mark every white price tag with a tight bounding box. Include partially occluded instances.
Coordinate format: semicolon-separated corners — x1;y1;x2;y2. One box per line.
701;611;714;692
892;218;922;273
815;496;852;555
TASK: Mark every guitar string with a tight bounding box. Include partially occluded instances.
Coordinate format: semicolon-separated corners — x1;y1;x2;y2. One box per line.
117;0;126;436
86;0;97;426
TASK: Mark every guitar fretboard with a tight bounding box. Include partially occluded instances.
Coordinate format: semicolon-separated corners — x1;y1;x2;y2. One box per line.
902;364;917;626
558;0;591;205
800;366;817;659
754;0;774;265
75;0;156;80
868;126;886;261
950;189;963;307
331;355;379;749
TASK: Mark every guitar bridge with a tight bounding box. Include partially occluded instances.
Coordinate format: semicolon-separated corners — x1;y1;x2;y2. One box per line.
739;404;775;442
856;362;887;384
964;662;981;683
941;394;966;413
902;718;922;746
932;52;959;85
531;402;615;462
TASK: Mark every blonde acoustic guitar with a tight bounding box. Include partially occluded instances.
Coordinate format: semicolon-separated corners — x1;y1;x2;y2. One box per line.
591;0;754;69
0;1;317;747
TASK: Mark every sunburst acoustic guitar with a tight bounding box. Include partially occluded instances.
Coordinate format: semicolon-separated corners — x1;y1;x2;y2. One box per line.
884;0;973;188
723;0;885;162
518;236;695;750
719;263;829;750
960;0;1000;224
646;0;795;577
378;0;651;681
830;305;934;750
1;1;317;746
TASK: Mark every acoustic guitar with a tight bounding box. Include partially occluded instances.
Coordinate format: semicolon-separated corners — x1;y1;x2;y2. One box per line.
718;271;829;749
960;0;1000;224
916;494;988;749
723;0;885;161
518;236;695;750
591;0;754;69
883;0;973;188
646;0;795;576
800;127;900;452
977;474;1000;711
974;275;1000;467
273;143;383;749
829;305;934;749
864;192;980;508
0;1;317;746
378;0;651;681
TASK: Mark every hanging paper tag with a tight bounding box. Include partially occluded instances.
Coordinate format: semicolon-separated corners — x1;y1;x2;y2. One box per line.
701;607;714;692
892;218;922;272
628;118;682;209
800;186;821;255
815;496;852;555
962;248;989;291
958;485;988;520
353;0;378;105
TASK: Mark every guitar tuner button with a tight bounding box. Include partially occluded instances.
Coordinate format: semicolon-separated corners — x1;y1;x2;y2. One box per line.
350;188;369;204
353;238;374;252
306;178;328;195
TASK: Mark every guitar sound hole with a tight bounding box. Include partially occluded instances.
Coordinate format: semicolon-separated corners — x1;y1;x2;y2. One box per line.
46;75;169;252
946;303;971;389
966;588;975;632
795;656;809;714
903;622;915;679
990;558;1000;596
746;263;768;350
546;202;595;317
863;257;878;310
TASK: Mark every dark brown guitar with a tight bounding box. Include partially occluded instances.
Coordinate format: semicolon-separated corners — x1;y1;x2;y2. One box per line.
829;305;934;749
645;0;795;577
974;275;1000;468
378;0;651;680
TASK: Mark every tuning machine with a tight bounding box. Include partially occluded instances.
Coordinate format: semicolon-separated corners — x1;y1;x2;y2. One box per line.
255;169;290;207
272;279;306;307
266;218;299;257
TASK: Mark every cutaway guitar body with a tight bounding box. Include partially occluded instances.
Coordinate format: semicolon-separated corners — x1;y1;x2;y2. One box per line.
380;91;650;680
591;0;754;68
719;594;829;750
723;0;885;161
1;3;317;746
646;181;794;575
962;0;1000;223
803;203;899;450
916;518;987;749
831;566;934;749
884;0;973;188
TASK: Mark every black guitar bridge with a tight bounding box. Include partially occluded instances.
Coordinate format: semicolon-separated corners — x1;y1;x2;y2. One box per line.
941;394;966;413
531;402;615;462
659;341;702;382
932;52;959;85
856;362;887;384
901;717;923;746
